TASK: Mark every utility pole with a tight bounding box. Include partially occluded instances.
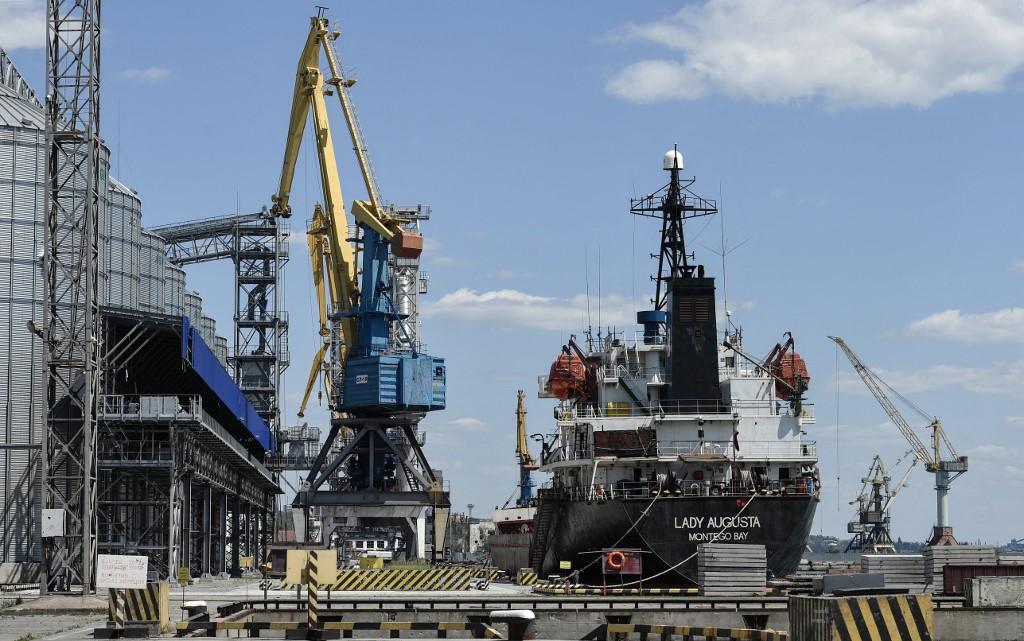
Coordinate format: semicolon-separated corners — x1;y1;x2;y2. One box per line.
41;0;102;593
466;504;474;559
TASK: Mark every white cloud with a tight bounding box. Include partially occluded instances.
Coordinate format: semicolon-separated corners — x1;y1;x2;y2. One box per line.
839;360;1024;400
119;66;172;83
607;0;1024;108
422;288;634;332
908;308;1024;344
0;1;44;50
446;417;487;431
1006;416;1024;426
1011;258;1024;272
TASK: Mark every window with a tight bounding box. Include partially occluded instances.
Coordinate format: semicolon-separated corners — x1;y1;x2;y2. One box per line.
354;541;363;549
377;541;386;549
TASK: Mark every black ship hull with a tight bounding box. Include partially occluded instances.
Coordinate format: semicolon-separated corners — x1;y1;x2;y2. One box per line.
534;493;818;584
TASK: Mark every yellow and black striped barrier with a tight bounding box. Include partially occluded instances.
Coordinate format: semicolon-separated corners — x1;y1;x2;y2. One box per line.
516;569;539;586
175;620;502;638
534;586;700;596
106;583;167;624
331;567;474;591
277;567;476;591
592;623;788;641
789;594;933;641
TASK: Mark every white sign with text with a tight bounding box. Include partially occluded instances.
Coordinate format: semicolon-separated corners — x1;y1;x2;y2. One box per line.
95;554;148;589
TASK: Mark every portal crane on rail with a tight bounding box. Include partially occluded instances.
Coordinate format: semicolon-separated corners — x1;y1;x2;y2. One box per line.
846;453;917;553
269;14;448;547
829;336;968;545
514;390;538;507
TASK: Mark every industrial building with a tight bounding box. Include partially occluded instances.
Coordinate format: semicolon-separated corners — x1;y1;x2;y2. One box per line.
0;47;278;581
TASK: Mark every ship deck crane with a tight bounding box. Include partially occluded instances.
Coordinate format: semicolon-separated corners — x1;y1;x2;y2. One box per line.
268;13;448;551
829;336;968;545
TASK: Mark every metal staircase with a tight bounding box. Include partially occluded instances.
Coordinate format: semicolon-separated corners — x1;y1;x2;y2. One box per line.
528;498;556;571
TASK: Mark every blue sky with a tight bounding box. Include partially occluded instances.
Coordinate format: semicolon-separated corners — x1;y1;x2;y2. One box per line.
3;0;1023;542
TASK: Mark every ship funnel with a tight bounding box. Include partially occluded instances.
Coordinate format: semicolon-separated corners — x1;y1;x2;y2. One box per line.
663;149;684;171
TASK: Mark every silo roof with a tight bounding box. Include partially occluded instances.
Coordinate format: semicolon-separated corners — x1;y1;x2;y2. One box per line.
0;48;44;130
0;83;44;130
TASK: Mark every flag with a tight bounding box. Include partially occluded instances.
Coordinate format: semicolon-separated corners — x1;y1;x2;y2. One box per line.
732;430;740;451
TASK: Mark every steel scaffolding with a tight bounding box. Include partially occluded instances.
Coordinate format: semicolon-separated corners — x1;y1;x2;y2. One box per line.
41;0;102;593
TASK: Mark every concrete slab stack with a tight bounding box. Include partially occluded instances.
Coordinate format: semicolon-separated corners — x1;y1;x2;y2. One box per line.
923;544;997;593
697;543;766;596
860;554;926;593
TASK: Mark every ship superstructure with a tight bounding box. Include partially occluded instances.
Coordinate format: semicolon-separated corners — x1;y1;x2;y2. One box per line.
528;149;820;583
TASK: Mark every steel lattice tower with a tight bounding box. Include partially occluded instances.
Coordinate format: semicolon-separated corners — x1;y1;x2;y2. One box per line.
41;0;102;593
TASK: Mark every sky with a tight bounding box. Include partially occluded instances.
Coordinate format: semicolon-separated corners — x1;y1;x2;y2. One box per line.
2;0;1023;542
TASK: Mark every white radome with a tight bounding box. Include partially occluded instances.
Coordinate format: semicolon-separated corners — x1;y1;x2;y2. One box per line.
663;149;684;171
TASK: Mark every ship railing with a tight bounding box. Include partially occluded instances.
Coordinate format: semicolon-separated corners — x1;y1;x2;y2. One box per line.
543;476;817;502
658;440;817;459
544;440;816;463
558;399;734;421
730;399;815;421
556;400;815;422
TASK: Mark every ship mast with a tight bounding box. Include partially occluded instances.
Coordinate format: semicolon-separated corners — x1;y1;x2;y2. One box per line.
630;145;718;311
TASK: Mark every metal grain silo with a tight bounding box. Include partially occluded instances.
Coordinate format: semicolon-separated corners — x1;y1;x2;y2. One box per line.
138;230;166;313
104;177;141;309
199;314;216;346
214;335;229;368
163;264;186;317
0;51;110;562
184;289;203;326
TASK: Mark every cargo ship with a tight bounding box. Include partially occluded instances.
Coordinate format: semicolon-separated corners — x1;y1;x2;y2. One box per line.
518;149;820;584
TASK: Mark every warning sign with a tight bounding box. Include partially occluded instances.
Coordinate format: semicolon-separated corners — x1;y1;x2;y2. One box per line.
96;554;148;590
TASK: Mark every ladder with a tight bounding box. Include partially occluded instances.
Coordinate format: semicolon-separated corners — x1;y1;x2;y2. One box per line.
528;499;556;571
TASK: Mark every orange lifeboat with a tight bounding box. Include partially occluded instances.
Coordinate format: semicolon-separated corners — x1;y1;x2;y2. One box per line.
772;352;810;400
547;352;588;400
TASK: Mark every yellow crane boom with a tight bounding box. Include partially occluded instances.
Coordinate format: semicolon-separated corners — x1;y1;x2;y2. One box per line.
273;16;426;418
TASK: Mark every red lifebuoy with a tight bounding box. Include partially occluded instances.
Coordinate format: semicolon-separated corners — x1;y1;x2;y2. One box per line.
606;550;625;571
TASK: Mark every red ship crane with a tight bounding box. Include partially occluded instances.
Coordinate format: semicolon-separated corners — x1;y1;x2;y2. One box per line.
762;332;810;401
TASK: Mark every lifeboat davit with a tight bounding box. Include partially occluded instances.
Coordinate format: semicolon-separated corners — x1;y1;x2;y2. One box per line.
547;353;588;400
772;353;810;400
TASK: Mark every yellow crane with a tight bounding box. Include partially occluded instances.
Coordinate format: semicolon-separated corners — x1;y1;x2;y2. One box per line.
268;15;420;417
515;390;538;507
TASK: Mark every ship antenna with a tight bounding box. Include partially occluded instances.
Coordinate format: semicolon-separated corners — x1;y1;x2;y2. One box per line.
718;181;733;333
597;246;602;341
584;246;593;345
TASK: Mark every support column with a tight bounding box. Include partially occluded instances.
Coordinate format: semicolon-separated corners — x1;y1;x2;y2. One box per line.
201;484;212;576
415;513;426;561
216;492;227;575
181;473;192;577
230;494;240;578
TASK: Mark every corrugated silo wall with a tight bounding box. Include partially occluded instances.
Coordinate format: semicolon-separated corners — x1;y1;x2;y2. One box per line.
0;109;46;562
0;99;118;562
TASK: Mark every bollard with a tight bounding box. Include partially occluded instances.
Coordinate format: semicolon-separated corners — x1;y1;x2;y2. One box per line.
489;609;536;641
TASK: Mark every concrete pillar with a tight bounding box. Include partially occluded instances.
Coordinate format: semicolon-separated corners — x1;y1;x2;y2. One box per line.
415;513;426;561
